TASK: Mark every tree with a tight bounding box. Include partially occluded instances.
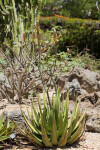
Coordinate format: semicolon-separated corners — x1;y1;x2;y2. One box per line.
62;0;100;19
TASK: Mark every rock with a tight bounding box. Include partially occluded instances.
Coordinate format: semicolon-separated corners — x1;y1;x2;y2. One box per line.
57;67;100;102
61;78;81;100
95;98;100;106
68;100;100;133
4;110;23;123
62;67;100;92
80;92;100;105
35;71;40;78
47;79;54;89
35;80;43;91
82;103;100;133
56;76;65;89
86;115;100;133
80;89;88;95
73;67;100;92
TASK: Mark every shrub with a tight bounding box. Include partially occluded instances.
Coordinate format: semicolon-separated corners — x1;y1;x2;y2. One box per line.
17;90;85;147
0;21;59;103
39;15;100;58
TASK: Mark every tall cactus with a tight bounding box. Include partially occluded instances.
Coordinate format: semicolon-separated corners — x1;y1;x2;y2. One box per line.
0;0;33;55
0;0;52;55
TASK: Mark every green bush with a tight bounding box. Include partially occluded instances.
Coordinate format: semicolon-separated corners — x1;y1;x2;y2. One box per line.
39;15;100;58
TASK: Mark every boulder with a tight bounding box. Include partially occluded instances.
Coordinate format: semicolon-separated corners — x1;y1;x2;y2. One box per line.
69;100;100;133
57;67;100;101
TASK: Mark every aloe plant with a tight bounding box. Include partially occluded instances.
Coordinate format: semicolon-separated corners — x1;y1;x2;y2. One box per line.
17;90;85;147
0;114;15;148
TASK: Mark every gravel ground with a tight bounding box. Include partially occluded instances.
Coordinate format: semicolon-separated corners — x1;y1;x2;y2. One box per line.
5;132;100;150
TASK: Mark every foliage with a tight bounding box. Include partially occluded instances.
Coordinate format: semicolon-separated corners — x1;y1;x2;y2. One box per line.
17;90;85;147
40;0;63;16
0;0;42;53
0;114;15;148
0;0;57;49
41;50;100;74
62;0;100;19
40;0;100;19
39;15;100;58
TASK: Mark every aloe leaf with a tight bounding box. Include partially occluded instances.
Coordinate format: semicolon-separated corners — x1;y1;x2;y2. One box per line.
26;105;41;134
51;94;54;107
53;91;60;126
67;116;85;144
74;111;86;131
27;105;41;131
68;98;78;128
0;135;10;142
43;106;51;136
43;92;50;120
48;110;53;131
0;123;8;136
27;130;42;145
51;111;58;145
71;103;80;132
57;111;64;137
5;121;15;136
41;112;52;147
37;94;42;114
62;100;65;118
17;125;42;146
63;90;69;128
7;119;10;128
27;135;43;146
41;127;52;147
21;110;39;134
0;115;4;130
26;105;32;121
58;116;73;147
43;90;48;108
17;124;29;136
31;118;42;135
32;100;39;124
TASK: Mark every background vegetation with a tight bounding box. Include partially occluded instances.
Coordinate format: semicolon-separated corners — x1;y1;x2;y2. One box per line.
0;0;100;58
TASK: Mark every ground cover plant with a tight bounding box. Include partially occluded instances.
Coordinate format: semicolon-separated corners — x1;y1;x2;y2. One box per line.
17;90;85;147
41;50;100;74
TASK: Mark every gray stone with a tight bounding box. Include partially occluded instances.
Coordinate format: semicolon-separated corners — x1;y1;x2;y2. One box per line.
61;78;81;100
57;67;100;102
86;115;100;133
4;110;26;129
4;110;23;123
